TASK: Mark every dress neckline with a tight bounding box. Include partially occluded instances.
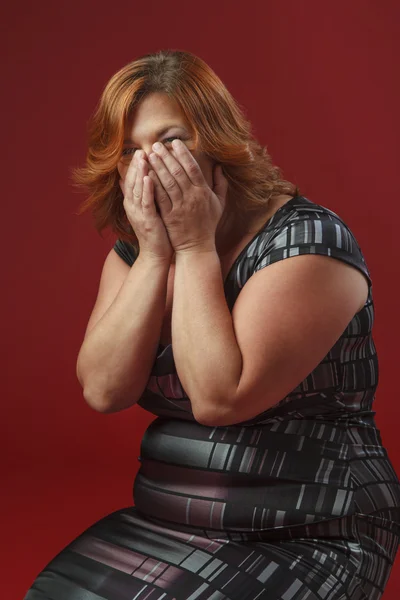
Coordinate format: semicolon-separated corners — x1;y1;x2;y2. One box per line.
222;194;300;288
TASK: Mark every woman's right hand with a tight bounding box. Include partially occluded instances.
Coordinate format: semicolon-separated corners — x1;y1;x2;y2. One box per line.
119;150;174;263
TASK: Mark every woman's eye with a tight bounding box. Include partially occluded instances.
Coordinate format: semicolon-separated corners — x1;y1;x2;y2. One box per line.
121;148;135;156
122;135;182;156
164;135;183;144
121;136;184;157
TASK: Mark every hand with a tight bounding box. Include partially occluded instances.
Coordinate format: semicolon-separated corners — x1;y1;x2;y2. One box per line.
146;139;229;254
119;149;174;262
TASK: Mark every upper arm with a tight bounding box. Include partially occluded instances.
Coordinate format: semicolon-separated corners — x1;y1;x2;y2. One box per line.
214;213;372;426
82;247;131;341
224;254;369;424
76;242;134;383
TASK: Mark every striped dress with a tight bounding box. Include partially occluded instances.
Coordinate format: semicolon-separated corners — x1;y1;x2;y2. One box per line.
25;195;400;600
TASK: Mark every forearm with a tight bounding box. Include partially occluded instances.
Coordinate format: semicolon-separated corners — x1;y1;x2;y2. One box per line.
78;254;170;413
172;248;242;424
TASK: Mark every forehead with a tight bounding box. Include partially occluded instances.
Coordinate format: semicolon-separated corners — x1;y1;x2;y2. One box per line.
125;92;188;134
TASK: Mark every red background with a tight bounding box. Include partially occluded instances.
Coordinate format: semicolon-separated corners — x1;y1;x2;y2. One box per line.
1;1;399;597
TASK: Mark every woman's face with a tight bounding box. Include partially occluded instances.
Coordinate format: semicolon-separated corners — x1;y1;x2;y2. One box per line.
117;92;215;191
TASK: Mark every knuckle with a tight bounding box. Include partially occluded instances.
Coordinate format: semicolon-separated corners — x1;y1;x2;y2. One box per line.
187;162;199;175
171;166;183;178
157;191;169;203
164;178;176;191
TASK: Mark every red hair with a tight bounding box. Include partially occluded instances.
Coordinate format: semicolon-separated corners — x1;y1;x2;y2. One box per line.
71;49;299;246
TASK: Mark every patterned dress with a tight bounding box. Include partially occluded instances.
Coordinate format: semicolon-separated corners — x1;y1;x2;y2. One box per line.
25;195;400;600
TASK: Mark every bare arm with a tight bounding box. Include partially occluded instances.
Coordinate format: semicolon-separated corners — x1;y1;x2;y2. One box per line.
77;251;170;413
172;248;242;424
172;249;369;428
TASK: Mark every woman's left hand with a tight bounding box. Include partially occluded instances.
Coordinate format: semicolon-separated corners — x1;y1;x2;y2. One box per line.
146;139;229;254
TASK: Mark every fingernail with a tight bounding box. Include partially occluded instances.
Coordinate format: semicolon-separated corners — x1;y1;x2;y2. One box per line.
172;139;182;149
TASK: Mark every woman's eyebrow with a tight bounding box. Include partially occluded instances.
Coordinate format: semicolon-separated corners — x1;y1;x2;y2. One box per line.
123;125;187;144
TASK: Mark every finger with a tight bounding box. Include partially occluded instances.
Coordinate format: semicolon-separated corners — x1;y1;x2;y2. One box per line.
148;169;172;216
124;150;142;196
170;138;206;186
148;152;185;203
150;143;192;192
141;175;156;213
133;158;148;207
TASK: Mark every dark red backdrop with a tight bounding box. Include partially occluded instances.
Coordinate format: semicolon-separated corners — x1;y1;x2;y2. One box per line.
1;1;399;597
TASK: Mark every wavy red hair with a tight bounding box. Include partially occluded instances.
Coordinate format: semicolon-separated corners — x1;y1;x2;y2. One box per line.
71;49;299;246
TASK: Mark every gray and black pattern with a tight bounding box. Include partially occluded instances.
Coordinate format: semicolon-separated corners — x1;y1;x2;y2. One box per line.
25;195;400;599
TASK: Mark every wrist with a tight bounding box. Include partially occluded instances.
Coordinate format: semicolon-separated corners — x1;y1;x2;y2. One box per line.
174;246;221;273
174;242;217;256
136;252;172;269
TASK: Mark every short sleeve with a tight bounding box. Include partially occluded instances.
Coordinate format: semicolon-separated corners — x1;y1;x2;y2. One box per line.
113;239;138;267
254;210;373;290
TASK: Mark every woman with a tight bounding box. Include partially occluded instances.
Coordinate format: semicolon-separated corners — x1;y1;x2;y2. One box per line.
25;49;400;599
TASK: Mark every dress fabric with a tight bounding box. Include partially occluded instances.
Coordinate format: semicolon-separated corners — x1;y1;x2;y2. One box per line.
24;195;400;600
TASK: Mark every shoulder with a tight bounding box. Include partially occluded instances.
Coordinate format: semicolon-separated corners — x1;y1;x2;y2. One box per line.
254;195;372;288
